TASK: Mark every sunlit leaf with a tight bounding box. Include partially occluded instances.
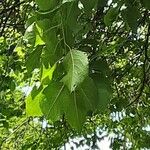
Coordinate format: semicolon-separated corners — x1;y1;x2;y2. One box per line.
35;0;58;11
62;50;89;92
26;86;44;116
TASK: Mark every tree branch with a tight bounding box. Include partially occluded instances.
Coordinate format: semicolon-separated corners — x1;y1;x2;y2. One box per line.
126;23;150;108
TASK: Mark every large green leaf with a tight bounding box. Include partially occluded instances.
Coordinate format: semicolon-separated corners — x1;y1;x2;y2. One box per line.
77;77;99;111
62;50;89;92
35;24;45;46
26;86;44;116
97;0;107;8
41;77;99;129
24;23;45;47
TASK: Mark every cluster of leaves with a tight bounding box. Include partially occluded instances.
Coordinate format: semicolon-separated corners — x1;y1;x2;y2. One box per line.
24;0;112;130
0;0;150;149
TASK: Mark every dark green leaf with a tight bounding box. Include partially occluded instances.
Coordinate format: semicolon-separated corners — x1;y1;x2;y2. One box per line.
80;0;98;13
104;7;119;26
26;45;43;74
140;0;150;9
91;73;112;111
122;6;140;32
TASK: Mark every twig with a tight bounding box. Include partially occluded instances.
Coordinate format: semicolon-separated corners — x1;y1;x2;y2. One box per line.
126;23;150;108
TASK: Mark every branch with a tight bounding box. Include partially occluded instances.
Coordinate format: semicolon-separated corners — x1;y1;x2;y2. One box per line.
126;23;150;108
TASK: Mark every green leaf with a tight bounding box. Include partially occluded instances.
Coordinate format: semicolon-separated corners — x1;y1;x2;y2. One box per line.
77;77;99;111
122;6;140;32
90;59;110;76
35;24;45;46
36;19;63;64
41;82;67;121
62;1;81;33
65;91;87;129
90;59;112;111
26;86;44;116
62;50;89;92
91;73;112;111
41;77;99;130
65;77;99;129
104;7;119;26
24;23;45;47
35;0;58;11
97;0;107;8
26;45;43;74
80;0;98;13
24;23;36;46
40;64;56;85
140;0;150;9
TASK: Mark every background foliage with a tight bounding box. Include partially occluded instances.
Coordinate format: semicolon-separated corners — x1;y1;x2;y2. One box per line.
0;0;150;149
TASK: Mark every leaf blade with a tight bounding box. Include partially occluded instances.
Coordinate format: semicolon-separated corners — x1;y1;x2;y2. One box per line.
62;50;89;92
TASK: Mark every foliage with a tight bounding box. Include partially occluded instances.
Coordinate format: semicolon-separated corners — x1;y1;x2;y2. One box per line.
0;0;150;149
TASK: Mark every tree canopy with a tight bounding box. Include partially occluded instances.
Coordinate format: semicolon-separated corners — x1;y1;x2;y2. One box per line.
0;0;150;149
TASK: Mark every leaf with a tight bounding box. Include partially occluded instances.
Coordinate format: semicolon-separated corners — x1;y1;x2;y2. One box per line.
91;73;112;111
62;1;81;33
90;59;110;76
104;7;119;26
41;82;67;121
26;86;44;116
26;45;43;74
65;77;99;129
41;78;98;129
80;0;98;13
65;91;87;129
35;0;58;11
36;19;63;64
140;0;150;9
97;0;107;8
40;64;56;85
24;23;45;47
122;6;140;32
77;77;99;111
24;23;36;46
62;50;89;92
90;59;112;111
35;24;45;46
63;26;75;47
